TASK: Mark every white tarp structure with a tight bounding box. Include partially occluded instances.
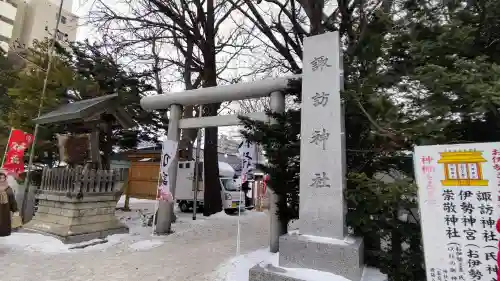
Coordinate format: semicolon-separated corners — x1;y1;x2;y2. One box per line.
219;161;235;178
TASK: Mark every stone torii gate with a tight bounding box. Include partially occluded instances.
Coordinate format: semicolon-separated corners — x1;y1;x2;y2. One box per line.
142;73;295;251
141;32;368;281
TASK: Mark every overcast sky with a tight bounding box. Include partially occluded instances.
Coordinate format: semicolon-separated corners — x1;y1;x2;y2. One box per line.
66;0;326;144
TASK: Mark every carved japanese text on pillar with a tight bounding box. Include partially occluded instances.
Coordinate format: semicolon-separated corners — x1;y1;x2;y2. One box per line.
310;172;331;188
312;92;330;107
310;128;330;150
311;56;332;72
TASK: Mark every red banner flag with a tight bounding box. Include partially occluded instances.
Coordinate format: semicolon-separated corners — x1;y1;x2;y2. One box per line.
2;129;34;176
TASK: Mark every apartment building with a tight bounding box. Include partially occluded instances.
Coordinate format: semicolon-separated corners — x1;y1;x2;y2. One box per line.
0;0;19;52
10;0;78;49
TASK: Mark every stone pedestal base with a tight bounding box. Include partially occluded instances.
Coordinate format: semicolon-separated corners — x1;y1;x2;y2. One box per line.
249;264;386;281
23;192;128;244
249;233;367;281
278;233;364;281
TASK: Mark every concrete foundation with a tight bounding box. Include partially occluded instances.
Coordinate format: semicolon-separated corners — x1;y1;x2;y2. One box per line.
23;192;128;243
279;234;364;281
249;264;387;281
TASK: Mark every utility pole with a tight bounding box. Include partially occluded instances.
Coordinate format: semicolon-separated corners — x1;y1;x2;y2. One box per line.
22;0;65;222
192;105;203;220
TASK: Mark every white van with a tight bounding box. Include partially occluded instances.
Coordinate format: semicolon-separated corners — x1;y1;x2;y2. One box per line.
175;161;245;214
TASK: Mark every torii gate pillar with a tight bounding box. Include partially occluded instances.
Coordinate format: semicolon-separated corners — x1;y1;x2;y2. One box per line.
141;75;295;248
269;91;286;253
155;104;182;234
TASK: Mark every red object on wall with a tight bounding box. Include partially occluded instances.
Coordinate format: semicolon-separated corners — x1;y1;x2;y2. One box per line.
2;129;33;176
262;174;270;195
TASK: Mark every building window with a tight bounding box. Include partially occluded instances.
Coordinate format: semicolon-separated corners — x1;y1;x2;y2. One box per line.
56;14;67;24
0;15;14;25
6;0;17;8
0;34;10;43
56;30;67;41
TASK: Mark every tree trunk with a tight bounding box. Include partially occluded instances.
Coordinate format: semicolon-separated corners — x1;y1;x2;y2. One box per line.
309;0;325;35
203;113;222;216
391;209;402;281
101;120;113;170
181;105;197;161
202;0;222;216
180;38;198;161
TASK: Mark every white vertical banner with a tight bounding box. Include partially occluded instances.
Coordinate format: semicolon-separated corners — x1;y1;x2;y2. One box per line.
158;139;178;202
238;139;256;183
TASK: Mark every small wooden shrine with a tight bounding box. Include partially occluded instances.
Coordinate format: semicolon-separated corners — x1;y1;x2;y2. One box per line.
438;149;488;186
32;94;135;169
24;94;134;243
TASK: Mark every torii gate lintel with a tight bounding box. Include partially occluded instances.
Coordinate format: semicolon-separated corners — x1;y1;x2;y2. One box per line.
140;75;295;251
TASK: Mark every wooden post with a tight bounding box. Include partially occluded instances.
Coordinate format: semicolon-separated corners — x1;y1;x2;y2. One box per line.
123;167;132;211
89;123;101;170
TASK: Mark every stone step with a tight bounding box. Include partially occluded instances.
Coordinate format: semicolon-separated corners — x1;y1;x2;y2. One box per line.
249;263;387;281
279;233;364;281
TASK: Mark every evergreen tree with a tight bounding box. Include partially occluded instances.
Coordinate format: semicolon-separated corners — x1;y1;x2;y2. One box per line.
0;49;19;153
240;82;301;224
240;0;500;280
2;40;164;167
65;41;164;167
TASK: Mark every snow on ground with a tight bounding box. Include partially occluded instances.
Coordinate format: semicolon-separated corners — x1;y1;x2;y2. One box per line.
0;196;270;281
1;196;264;255
211;247;388;281
129;239;164;251
0;197;388;281
210;248;273;281
2;232;74;254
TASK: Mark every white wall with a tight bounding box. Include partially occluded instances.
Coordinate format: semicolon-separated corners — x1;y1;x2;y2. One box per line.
9;0;78;49
0;1;17;22
0;0;18;51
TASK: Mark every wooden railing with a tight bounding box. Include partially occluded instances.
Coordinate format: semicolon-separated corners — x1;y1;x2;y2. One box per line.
39;167;127;194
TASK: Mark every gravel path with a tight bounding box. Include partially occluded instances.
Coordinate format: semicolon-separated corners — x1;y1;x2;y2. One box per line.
0;208;270;281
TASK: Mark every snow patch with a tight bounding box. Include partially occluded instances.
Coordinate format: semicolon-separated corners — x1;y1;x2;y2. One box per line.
262;254;350;281
302;234;357;245
117;196;157;206
2;196;266;255
211;248;273;281
211;248;388;281
129;239;163;251
1;233;71;254
0;232;126;254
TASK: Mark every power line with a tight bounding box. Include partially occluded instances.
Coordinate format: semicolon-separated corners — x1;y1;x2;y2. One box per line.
22;0;66;222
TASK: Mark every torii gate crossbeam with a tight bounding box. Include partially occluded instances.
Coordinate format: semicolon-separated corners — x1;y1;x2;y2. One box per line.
140;75;300;252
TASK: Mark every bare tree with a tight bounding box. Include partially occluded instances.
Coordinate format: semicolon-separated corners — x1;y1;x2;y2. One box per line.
224;0;399;249
87;0;260;232
237;98;271;113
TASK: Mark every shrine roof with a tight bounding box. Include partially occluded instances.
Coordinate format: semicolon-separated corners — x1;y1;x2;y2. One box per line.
33;94;135;129
438;151;487;163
